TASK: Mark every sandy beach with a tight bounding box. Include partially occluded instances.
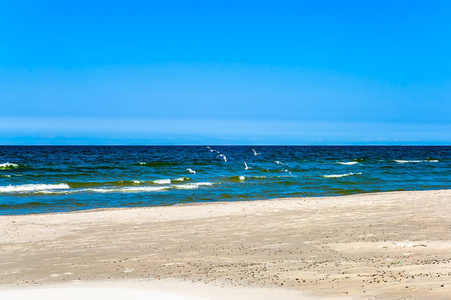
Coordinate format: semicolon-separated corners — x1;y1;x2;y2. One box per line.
0;189;450;299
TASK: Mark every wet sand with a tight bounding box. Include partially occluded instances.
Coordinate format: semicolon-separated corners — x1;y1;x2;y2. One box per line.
0;190;450;299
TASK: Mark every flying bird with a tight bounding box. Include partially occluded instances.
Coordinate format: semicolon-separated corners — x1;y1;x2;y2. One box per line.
284;169;292;176
186;168;196;174
274;161;284;166
244;161;249;170
217;154;227;162
252;149;261;156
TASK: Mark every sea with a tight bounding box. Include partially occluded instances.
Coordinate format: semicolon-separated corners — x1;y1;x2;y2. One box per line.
0;146;449;215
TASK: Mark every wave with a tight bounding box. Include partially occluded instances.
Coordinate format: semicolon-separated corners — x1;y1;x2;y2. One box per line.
134;162;178;167
273;180;295;185
260;168;283;173
38;190;79;195
88;181;212;192
323;172;362;178
226;175;246;182
354;158;370;162
395;160;439;164
0;201;51;209
0;175;12;178
34;186;169;195
173;182;214;189
87;186;169;193
336;162;359;165
0;162;20;170
171;177;191;182
67;180;143;188
149;177;192;184
152;179;171;184
67;178;191;189
0;200;85;209
24;181;212;194
0;183;70;193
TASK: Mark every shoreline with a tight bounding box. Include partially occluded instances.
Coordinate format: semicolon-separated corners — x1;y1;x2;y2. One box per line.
3;188;450;218
1;189;450;299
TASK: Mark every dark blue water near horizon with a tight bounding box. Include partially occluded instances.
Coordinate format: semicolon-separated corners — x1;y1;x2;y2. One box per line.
0;146;450;215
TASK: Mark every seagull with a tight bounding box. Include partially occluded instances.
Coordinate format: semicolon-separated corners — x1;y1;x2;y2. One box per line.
186;168;196;174
244;161;249;170
284;169;292;176
274;160;284;166
217;154;227;162
252;149;261;156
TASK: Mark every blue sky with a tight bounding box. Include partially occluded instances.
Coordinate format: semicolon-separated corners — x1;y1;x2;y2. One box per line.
1;0;450;144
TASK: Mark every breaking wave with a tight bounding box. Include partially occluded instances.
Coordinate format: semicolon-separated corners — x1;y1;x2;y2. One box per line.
2;180;215;194
172;177;191;182
67;180;143;188
336;162;359;165
0;162;20;170
395;160;439;163
172;182;214;189
152;179;171;184
0;183;70;193
226;175;246;182
87;186;169;193
323;172;362;178
152;178;191;184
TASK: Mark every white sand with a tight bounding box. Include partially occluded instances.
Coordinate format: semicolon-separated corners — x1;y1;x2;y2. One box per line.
1;190;450;299
0;279;320;300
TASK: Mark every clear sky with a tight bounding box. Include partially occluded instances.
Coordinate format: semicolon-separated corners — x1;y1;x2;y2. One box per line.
1;0;450;145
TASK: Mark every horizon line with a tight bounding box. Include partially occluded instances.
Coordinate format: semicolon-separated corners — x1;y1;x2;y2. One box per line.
1;144;450;147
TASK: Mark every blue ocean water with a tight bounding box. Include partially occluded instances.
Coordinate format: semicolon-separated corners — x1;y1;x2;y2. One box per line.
0;146;449;215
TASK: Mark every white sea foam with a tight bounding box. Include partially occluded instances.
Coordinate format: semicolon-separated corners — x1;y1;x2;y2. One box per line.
0;175;11;178
172;177;189;182
38;185;168;194
39;190;79;195
88;186;168;193
173;182;214;189
395;159;439;163
0;183;70;193
323;172;362;178
0;162;19;169
153;179;171;184
239;176;245;181
336;162;359;165
395;160;422;163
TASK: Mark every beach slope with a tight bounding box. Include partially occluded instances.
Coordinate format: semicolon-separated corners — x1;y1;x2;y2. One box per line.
1;190;450;299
